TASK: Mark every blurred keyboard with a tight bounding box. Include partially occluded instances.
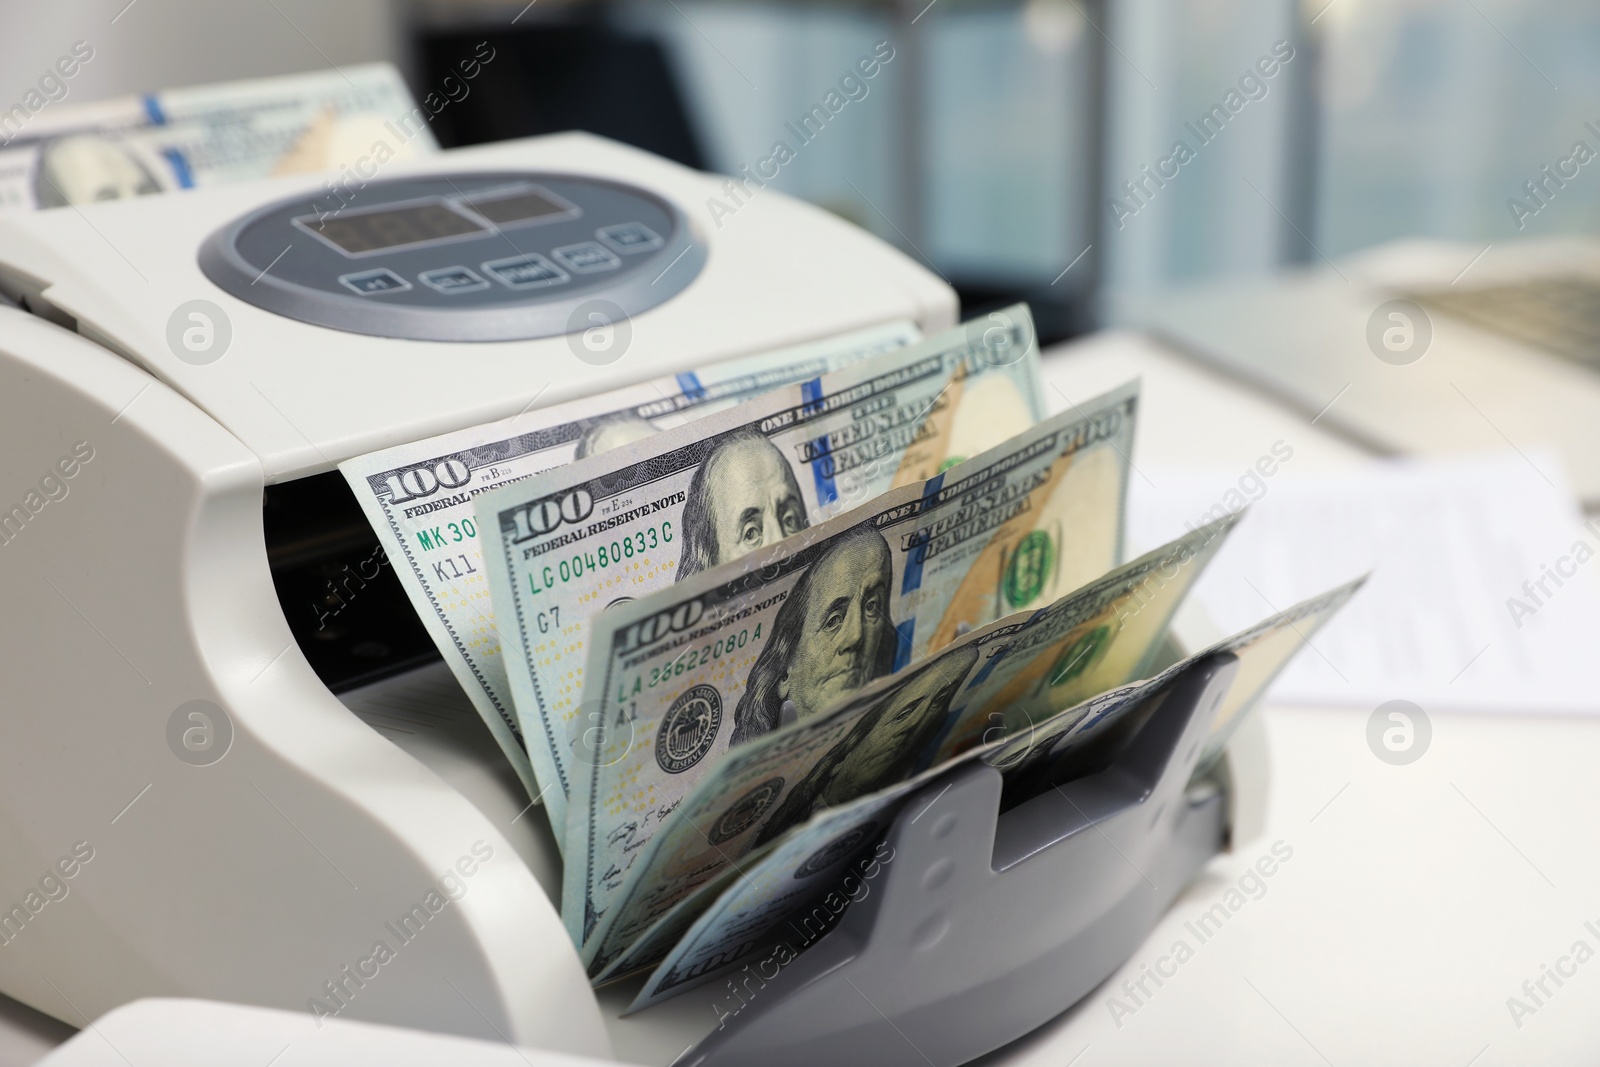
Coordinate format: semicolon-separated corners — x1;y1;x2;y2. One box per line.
1411;277;1600;369
1123;238;1600;506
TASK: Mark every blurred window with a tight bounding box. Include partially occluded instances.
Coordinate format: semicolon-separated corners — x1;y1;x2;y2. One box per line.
1316;0;1600;254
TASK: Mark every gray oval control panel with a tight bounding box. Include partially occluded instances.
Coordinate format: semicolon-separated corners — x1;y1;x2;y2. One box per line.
199;171;706;342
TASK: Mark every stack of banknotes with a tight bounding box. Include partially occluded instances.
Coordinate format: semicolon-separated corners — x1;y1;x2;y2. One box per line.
341;304;1362;1008
1;63;434;212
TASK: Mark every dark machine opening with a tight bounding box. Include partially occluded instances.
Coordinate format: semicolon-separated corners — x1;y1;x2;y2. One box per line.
263;471;441;693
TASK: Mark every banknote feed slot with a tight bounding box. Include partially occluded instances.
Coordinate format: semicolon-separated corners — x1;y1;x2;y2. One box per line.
263;471;442;694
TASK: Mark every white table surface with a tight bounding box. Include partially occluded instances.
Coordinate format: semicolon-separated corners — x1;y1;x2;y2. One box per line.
993;332;1600;1066
8;330;1600;1066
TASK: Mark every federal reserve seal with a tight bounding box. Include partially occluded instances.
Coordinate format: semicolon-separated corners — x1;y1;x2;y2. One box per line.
709;777;785;845
1048;623;1112;689
656;684;723;773
794;822;877;879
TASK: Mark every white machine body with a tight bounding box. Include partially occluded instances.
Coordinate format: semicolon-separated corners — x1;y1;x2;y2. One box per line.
0;132;953;483
37;997;616;1067
0;133;954;1061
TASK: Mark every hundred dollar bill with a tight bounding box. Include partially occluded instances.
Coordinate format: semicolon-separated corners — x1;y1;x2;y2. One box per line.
576;517;1216;975
924;517;1239;763
341;321;920;823
620;573;1362;1005
997;576;1367;804
2;63;436;211
622;785;906;1008
1197;577;1365;766
477;308;1046;841
563;383;1138;963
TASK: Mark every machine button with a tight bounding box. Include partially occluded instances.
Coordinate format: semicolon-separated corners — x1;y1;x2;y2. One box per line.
597;222;664;254
552;241;622;274
419;266;490;294
482;254;570;289
338;268;411;296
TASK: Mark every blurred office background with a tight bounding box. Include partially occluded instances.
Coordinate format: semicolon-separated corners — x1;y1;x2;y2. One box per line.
3;0;1598;343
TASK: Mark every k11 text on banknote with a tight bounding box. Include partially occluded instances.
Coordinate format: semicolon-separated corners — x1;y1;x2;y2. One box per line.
565;381;1137;960
477;309;1045;847
340;320;919;831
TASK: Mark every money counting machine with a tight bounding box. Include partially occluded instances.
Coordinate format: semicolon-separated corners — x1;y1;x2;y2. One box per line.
0;132;1267;1064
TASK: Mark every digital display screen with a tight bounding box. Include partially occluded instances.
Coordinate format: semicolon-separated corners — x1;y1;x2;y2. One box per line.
309;202;486;256
464;187;575;226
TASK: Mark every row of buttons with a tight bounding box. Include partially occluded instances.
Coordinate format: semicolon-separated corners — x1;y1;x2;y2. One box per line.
337;222;664;298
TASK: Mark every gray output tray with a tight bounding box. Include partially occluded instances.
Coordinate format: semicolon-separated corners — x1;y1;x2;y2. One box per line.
678;652;1241;1067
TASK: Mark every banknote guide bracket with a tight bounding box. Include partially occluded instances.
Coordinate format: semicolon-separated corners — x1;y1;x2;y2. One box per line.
673;653;1241;1067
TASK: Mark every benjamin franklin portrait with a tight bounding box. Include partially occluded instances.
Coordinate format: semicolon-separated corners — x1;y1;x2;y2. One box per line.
34;134;162;208
729;525;897;745
752;643;978;847
677;429;807;581
574;411;656;460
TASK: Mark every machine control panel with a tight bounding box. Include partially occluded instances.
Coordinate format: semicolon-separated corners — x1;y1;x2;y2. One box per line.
199;171;705;342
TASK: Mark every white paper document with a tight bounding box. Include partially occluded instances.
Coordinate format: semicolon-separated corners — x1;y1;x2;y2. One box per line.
1127;451;1600;714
